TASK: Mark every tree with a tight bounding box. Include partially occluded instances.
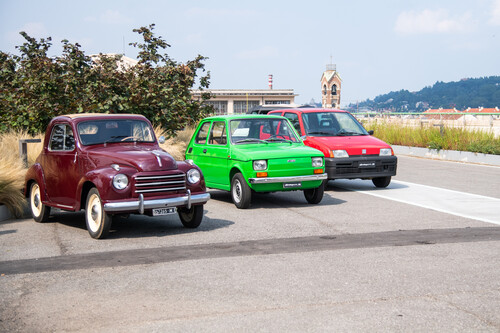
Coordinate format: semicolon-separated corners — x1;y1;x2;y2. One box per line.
0;24;213;136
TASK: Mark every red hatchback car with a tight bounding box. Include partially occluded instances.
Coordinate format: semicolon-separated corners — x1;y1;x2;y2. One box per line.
24;113;210;239
268;108;397;187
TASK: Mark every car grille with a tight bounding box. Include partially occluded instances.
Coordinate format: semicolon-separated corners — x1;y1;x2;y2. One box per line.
134;172;186;196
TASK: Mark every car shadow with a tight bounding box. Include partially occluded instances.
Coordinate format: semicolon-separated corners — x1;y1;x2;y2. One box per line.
325;179;409;193
46;209;233;239
208;189;346;209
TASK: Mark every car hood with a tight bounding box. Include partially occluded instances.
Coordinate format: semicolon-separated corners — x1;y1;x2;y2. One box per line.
231;143;321;161
83;145;177;172
305;135;391;155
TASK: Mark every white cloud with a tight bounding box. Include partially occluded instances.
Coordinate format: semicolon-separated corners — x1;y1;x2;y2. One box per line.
490;0;500;26
234;46;279;60
395;9;469;34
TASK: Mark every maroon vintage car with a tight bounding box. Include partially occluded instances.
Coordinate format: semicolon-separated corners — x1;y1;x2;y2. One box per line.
24;113;210;239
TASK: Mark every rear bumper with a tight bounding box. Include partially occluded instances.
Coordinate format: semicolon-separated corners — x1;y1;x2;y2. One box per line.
325;156;397;179
248;173;328;184
103;191;210;214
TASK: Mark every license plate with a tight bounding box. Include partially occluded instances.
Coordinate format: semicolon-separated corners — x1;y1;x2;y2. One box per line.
152;207;177;216
358;161;376;168
283;182;302;188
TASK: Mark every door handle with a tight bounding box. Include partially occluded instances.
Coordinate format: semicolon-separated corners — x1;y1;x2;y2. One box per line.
203;149;207;153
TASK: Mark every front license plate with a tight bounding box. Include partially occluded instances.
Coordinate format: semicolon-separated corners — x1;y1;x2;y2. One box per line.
283;182;302;188
358;161;376;168
153;207;177;216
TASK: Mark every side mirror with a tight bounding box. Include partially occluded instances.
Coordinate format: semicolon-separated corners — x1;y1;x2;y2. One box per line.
158;136;166;144
368;130;374;135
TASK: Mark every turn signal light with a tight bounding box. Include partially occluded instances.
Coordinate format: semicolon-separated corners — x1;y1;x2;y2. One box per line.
256;172;268;178
313;169;323;174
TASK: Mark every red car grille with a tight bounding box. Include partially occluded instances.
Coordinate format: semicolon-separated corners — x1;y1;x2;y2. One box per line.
134;173;186;195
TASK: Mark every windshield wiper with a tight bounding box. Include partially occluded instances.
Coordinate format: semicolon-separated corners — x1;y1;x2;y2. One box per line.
335;131;363;136
307;131;332;136
265;137;293;143
234;138;268;144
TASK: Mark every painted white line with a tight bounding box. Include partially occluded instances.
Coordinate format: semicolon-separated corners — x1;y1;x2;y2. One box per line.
333;179;500;225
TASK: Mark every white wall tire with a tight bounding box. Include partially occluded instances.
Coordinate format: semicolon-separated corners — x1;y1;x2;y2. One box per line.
30;182;50;222
85;188;112;239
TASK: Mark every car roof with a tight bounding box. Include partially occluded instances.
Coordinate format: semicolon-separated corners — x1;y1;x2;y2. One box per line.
50;113;149;123
202;114;287;121
269;108;349;114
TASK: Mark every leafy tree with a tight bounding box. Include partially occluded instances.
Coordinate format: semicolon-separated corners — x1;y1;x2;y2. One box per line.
0;24;213;136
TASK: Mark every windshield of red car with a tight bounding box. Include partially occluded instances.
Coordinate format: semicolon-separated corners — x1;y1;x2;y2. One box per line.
77;119;155;145
302;112;368;136
230;118;300;144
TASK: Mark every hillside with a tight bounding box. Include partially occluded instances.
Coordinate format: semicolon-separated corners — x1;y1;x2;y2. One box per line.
347;76;500;113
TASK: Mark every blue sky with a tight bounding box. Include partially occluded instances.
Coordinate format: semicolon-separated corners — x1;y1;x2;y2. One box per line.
1;0;499;106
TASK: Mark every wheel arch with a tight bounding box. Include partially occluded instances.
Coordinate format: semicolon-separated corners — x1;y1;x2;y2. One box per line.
79;181;96;211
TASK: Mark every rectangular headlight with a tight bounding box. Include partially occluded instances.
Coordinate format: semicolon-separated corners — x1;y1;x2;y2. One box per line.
312;157;323;167
253;160;267;170
332;150;349;158
380;148;393;156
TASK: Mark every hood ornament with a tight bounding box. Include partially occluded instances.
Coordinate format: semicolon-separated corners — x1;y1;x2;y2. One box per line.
152;151;162;167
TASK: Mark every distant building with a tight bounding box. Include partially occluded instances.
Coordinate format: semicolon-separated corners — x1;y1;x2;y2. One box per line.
321;63;342;108
191;88;298;115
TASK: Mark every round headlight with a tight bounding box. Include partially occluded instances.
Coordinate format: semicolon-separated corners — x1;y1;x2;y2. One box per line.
187;168;201;184
113;173;129;190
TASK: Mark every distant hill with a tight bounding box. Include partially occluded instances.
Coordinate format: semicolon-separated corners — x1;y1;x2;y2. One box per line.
347;76;500;113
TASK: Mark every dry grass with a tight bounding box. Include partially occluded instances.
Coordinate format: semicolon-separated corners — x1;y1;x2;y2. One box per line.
156;127;195;161
0;130;43;217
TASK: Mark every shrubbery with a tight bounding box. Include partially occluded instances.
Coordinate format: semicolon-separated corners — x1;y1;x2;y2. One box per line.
0;24;213;137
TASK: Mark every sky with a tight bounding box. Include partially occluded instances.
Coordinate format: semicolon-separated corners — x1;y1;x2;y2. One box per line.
1;0;499;106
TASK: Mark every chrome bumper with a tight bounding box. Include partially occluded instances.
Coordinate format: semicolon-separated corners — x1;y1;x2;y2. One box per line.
248;173;328;184
103;191;211;214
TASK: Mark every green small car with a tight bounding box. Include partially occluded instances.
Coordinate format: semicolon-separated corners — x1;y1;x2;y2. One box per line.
186;115;328;208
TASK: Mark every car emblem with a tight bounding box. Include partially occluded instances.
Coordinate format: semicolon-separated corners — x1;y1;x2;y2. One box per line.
362;149;366;154
152;151;163;167
287;159;296;163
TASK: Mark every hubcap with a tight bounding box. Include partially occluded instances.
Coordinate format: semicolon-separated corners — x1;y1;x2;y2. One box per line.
31;184;41;216
87;194;101;232
233;180;242;203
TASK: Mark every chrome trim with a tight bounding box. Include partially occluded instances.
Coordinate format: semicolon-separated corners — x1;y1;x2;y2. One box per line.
103;192;211;213
248;173;328;184
139;194;144;214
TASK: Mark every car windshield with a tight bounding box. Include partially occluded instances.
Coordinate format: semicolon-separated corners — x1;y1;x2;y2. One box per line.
77;119;155;145
302;112;368;136
230;118;300;144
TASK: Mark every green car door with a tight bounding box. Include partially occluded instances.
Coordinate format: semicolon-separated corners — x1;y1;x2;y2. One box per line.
187;120;230;189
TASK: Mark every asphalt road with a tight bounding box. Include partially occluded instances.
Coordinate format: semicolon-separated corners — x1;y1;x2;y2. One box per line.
1;155;499;332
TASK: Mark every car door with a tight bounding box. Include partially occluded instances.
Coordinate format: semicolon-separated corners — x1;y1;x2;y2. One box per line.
202;121;229;187
43;123;80;209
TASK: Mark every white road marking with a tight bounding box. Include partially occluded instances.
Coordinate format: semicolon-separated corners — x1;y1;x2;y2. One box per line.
333;179;500;225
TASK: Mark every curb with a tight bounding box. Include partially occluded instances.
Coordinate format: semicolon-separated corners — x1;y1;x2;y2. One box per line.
393;145;500;166
0;204;12;222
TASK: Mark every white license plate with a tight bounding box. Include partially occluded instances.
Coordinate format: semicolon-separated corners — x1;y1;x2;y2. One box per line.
359;161;376;168
152;207;177;216
283;182;302;188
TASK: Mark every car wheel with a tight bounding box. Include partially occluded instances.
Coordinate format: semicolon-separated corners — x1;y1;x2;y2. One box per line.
85;188;112;239
231;173;251;209
178;205;204;228
372;176;391;188
30;182;51;222
304;182;324;204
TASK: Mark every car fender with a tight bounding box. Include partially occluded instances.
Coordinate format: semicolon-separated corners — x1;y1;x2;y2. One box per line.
83;165;135;202
303;137;330;157
24;164;48;201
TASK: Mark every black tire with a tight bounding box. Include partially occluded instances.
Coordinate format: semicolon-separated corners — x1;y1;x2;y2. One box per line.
304;182;325;204
178;205;204;228
372;176;391;188
30;182;51;222
231;173;251;209
85;188;112;239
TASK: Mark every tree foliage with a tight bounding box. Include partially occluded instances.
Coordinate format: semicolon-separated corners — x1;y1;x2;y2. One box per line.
0;24;213;136
349;76;500;112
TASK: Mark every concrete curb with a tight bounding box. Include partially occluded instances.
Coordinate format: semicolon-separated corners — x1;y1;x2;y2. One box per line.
393;145;500;166
0;204;12;222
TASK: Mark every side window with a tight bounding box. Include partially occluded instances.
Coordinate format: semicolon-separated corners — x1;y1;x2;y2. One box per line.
195;122;211;144
49;124;75;151
209;121;227;145
284;112;301;134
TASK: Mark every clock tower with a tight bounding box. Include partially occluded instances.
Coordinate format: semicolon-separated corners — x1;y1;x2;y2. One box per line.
321;63;341;108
